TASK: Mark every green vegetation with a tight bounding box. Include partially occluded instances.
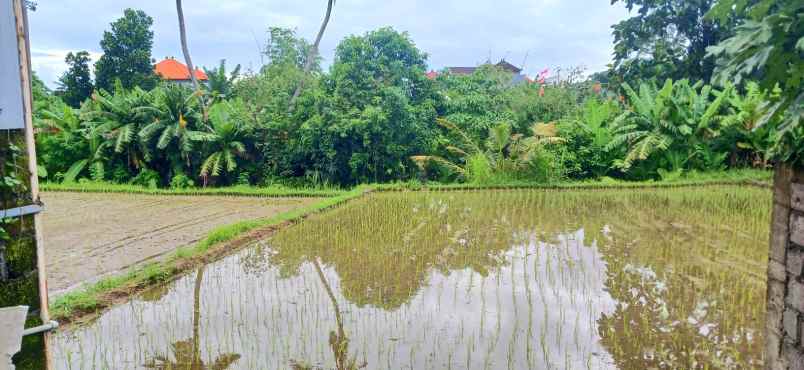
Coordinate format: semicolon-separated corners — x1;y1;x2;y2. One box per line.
34;9;800;190
40;181;343;198
93;8;157;91
707;0;803;164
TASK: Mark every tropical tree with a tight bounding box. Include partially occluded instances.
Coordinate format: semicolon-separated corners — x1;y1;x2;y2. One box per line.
56;51;94;108
175;0;200;92
195;101;249;185
609;0;737;82
707;0;804;164
559;98;623;178
412;119;563;183
204;60;241;101
61;121;108;183
84;84;151;164
36;104;88;180
138;84;206;180
717;82;776;167
94;9;157;91
606;79;730;177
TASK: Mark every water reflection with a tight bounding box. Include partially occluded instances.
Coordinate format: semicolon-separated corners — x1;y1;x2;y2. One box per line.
50;187;769;369
144;266;241;369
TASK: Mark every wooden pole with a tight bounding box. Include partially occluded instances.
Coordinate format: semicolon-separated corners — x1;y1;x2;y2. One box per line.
13;0;52;367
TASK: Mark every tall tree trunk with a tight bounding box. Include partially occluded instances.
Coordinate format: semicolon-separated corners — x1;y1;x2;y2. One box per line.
288;0;335;113
192;265;205;366
175;0;200;92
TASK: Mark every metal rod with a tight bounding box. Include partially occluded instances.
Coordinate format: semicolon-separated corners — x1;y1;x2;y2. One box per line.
21;320;58;337
0;203;42;218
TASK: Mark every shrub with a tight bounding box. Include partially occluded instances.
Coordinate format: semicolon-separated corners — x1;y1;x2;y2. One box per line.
131;169;160;189
169;173;195;189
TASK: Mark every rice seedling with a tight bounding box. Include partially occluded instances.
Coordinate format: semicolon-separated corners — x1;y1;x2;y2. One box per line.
50;186;769;369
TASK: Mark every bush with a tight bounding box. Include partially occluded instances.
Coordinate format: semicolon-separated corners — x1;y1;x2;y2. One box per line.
169;173;195;189
131;169;160;189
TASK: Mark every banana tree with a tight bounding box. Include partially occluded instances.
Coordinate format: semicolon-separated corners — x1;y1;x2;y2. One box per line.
412;118;563;183
138;84;206;178
606;79;729;177
193;101;249;186
83;84;152;173
61;121;108;183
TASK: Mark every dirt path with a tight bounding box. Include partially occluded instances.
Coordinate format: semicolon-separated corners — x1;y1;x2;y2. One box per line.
40;192;319;296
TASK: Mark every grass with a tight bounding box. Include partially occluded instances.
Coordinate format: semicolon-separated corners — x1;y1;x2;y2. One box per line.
49;186;371;321
373;168;772;191
47;169;771;321
41;181;345;198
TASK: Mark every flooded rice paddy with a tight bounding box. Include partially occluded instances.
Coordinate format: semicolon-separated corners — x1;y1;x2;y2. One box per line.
52;186;770;369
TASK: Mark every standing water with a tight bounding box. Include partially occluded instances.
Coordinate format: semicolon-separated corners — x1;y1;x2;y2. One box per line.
52;186;770;369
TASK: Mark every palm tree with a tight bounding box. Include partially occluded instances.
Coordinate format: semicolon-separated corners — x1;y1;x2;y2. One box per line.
288;0;336;112
144;266;241;369
194;102;249;186
175;0;200;92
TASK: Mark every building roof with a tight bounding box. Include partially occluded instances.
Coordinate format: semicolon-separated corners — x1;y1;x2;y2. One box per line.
446;67;478;75
154;58;208;81
495;60;522;73
425;70;439;79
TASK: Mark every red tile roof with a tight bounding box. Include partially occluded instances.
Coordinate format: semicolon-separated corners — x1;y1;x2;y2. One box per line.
154;58;208;81
426;70;439;79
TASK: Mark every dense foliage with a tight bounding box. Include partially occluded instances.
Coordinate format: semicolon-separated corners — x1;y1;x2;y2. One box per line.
56;51;94;108
34;17;798;188
94;9;157;92
610;0;736;83
707;0;803;164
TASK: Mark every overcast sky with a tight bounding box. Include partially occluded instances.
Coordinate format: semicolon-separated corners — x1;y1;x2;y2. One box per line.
28;0;630;88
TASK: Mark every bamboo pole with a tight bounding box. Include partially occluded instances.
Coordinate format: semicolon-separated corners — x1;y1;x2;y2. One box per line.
13;0;52;367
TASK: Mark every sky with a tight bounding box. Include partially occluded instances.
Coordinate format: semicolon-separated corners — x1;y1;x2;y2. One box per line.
28;0;631;89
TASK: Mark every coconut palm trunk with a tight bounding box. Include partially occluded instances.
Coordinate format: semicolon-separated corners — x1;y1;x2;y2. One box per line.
175;0;200;92
288;0;335;113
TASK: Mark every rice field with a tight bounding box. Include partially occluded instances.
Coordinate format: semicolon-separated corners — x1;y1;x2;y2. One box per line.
41;192;320;295
50;186;771;369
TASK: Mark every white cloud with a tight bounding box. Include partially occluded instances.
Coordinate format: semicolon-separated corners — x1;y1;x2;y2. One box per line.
27;0;630;88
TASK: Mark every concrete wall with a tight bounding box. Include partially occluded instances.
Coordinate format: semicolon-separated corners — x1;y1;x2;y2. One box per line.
768;164;804;370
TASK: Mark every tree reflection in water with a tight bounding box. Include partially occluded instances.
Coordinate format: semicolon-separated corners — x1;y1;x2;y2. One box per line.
291;258;366;370
144;266;241;370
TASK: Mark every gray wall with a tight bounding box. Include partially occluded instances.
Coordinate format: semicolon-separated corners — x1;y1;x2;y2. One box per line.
767;164;804;370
